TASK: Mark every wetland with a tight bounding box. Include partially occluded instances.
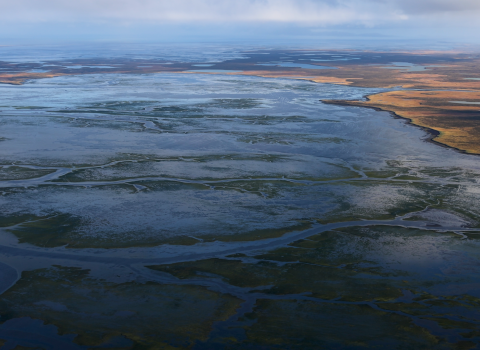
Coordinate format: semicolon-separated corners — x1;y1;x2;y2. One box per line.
0;46;480;349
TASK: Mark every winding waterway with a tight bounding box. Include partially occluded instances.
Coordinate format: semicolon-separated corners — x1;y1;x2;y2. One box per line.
0;69;480;348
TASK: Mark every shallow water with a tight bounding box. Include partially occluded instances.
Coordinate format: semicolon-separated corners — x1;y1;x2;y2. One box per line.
1;54;480;348
258;62;337;69
185;69;243;73
450;100;480;105
2;72;479;247
379;62;449;72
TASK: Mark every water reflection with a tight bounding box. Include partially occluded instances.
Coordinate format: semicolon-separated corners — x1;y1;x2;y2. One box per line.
0;68;479;348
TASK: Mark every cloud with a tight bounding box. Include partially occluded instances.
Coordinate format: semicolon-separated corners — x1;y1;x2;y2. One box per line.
1;0;478;25
1;0;480;46
0;0;480;33
392;0;480;15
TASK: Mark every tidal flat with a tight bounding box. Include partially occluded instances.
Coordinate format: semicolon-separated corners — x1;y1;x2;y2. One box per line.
0;47;480;349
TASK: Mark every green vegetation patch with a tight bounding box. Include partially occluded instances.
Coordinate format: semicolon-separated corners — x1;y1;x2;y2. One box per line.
364;170;400;178
14;106;50;110
376;302;430;316
0;213;45;228
255;225;456;271
0;166;56;181
5;210;206;248
236;133;348;145
423;318;479;330
240;299;440;349
198;221;313;243
149;257;403;301
2;206;313;248
7;213;83;247
0;266;241;349
198;98;264;110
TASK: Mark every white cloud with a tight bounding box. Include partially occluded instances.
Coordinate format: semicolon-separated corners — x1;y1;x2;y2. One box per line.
392;0;480;14
0;0;480;26
1;0;478;25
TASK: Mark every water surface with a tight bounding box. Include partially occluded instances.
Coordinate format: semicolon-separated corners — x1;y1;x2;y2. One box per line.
0;59;480;349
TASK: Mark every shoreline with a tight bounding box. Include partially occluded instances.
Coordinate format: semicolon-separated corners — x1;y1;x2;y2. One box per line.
2;69;478;156
321;93;479;156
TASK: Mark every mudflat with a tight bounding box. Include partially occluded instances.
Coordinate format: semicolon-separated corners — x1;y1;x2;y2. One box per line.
1;46;480;348
2;49;480;153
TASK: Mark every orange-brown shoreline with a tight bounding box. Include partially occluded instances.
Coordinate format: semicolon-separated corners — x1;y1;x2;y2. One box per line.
2;48;480;154
321;89;480;155
321;97;469;155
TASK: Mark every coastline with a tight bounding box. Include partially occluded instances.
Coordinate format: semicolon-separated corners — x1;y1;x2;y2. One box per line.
2;67;479;156
321;93;480;156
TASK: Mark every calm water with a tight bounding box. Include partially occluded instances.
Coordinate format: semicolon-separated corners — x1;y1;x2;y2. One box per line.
0;47;480;349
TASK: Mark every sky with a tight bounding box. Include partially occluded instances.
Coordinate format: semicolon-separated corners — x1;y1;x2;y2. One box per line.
1;0;479;45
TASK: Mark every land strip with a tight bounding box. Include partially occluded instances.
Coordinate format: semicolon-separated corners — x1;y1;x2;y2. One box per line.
323;91;480;154
2;49;480;153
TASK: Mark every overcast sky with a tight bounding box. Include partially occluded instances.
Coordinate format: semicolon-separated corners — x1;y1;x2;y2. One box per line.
0;0;479;44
